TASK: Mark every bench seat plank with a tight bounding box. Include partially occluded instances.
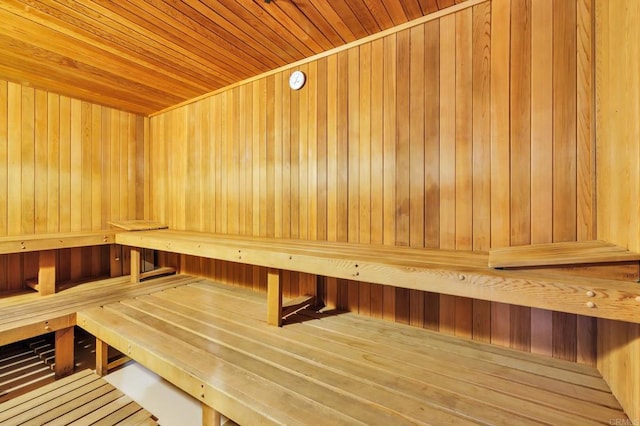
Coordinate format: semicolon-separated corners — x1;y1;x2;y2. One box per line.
0;369;156;425
0;274;194;346
116;230;640;323
77;276;629;425
0;230;119;254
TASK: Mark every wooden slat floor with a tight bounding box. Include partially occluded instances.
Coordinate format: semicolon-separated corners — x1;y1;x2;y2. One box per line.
78;275;629;425
0;369;157;425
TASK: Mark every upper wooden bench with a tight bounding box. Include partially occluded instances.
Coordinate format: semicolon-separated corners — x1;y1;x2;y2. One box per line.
0;230;120;296
117;229;640;325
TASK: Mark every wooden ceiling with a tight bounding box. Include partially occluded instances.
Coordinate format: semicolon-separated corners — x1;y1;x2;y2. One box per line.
0;0;463;115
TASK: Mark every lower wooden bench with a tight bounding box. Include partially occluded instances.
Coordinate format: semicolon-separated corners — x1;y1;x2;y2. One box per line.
0;369;157;425
0;274;189;379
78;275;630;426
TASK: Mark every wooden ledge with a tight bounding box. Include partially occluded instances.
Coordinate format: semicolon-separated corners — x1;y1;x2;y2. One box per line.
489;240;640;268
0;230;120;255
117;230;640;323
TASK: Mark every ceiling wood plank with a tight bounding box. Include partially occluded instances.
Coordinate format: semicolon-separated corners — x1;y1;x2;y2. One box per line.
0;0;472;114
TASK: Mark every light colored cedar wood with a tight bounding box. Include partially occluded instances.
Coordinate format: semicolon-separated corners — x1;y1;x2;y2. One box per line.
424;20;440;249
359;42;372;245
489;240;640;268
142;0;602;363
108;220;167;231
77;279;628;425
455;7;473;251
553;0;578;243
54;326;74;378
369;39;384;245
409;25;425;248
490;0;511;250
598;319;640;423
0;81;7;236
316;60;328;241
0;369;157;424
37;250;56;296
439;14;456;251
117;230;640;324
302;63;315;241
471;1;491;252
326;56;338;242
395;29;410;246
596;0;640;252
530;0;553;245
130;247;140;284
347;47;360;243
576;0;595;241
470;2;492;342
382;33;397;246
34;90;47;234
510;0;531;247
202;405;222;426
595;0;640;419
267;268;282;326
453;8;473;339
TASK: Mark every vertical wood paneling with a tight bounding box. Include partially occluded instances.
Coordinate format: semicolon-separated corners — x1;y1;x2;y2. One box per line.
595;0;640;418
149;0;597;364
0;79;145;291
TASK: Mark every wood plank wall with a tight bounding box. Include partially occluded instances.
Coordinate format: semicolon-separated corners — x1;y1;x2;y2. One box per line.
595;0;640;421
0;80;145;291
150;0;598;364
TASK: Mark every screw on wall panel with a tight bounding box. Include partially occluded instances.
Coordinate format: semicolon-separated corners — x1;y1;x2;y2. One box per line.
586;290;595;297
586;301;595;308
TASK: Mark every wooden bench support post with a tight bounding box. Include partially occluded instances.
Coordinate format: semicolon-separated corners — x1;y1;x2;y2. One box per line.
130;247;141;283
38;250;56;296
267;268;282;326
96;338;109;376
202;404;221;426
54;326;74;379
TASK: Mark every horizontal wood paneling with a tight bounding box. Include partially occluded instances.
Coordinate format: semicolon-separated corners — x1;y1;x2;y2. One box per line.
0;79;144;291
149;0;598;365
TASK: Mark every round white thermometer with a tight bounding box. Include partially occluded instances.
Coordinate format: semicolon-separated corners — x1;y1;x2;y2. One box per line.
289;70;306;90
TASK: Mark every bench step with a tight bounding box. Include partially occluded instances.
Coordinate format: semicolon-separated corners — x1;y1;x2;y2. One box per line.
78;276;630;426
0;369;157;425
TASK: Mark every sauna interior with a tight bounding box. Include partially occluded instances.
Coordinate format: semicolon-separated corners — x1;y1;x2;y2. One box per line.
0;0;638;424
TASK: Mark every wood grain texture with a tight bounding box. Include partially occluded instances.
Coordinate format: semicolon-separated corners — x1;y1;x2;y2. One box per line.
0;0;476;114
0;81;142;291
144;0;602;363
595;0;640;419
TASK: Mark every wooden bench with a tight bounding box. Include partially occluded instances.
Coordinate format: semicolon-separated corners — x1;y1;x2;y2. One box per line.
77;277;630;425
0;274;192;378
117;229;640;326
0;230;121;296
0;369;157;424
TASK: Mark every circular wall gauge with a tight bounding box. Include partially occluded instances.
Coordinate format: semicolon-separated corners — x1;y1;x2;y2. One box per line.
289;70;306;90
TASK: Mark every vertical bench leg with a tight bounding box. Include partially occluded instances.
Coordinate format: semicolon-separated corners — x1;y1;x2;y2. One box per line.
267;268;282;326
55;326;74;379
110;244;122;277
96;338;109;376
130;247;141;283
202;404;221;426
38;250;56;296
